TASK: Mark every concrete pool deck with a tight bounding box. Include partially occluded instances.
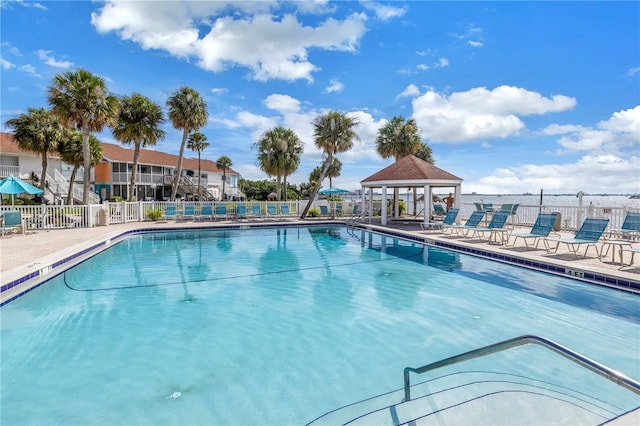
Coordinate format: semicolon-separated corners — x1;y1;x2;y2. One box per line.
1;217;639;300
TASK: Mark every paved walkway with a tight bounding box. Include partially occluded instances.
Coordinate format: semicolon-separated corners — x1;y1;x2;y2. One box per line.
1;218;638;292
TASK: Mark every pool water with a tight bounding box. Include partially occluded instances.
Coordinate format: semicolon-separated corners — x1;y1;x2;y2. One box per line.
1;226;638;425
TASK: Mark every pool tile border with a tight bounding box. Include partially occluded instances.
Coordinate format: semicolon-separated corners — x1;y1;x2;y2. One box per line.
2;221;638;306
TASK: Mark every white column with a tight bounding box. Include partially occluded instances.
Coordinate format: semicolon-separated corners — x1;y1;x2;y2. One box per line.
454;185;462;223
368;187;373;223
423;184;431;224
381;185;388;225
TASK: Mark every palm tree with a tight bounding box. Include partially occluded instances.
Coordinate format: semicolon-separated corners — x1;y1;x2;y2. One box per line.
112;93;166;201
57;131;103;204
300;111;359;218
415;142;434;164
166;86;208;201
48;68;119;204
376;116;424;217
216;156;232;201
375;116;422;161
187;132;209;201
5;107;66;190
326;157;342;188
255;127;303;201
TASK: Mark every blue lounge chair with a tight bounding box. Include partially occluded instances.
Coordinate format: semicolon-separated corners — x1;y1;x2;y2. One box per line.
164;204;177;221
182;204;195;221
214;204;228;221
448;211;485;236
236;204;247;218
610;212;640;240
421;208;459;233
198;204;213;221
251;204;262;218
432;204;447;219
267;204;277;217
619;246;640;269
280;204;291;216
1;211;25;236
335;203;343;216
544;218;609;258
319;205;329;217
507;213;557;248
467;211;511;244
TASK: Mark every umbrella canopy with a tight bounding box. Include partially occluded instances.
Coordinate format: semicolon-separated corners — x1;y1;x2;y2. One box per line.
0;176;43;205
319;187;349;195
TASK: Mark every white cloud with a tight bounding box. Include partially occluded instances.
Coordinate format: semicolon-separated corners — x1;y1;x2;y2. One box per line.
1;0;47;10
464;106;640;194
468;40;483;47
91;1;367;82
1;59;15;69
435;58;449;67
211;88;228;96
19;64;38;75
361;2;406;20
263;94;301;114
37;50;73;69
411;85;576;142
625;66;640;78
396;84;420;99
324;78;345;93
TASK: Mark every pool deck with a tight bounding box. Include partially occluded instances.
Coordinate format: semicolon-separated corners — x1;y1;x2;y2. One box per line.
1;217;639;302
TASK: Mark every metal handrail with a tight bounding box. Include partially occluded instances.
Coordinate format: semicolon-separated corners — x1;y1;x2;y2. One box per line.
404;334;640;402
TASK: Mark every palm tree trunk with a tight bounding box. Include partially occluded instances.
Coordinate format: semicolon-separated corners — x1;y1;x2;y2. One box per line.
40;154;48;191
82;130;91;204
276;175;282;201
197;153;202;201
129;143;141;201
221;170;226;201
300;154;333;218
67;166;79;205
283;174;287;201
171;129;189;201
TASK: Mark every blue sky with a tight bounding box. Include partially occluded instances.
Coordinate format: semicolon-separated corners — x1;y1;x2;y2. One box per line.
1;0;639;194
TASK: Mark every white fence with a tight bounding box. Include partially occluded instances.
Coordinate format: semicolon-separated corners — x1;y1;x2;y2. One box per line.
0;201;637;235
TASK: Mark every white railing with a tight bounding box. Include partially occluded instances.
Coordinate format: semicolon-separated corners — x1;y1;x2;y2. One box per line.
0;200;637;233
52;170;100;204
0;165;20;178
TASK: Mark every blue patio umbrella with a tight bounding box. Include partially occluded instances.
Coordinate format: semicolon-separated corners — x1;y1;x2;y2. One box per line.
0;176;43;205
319;187;349;195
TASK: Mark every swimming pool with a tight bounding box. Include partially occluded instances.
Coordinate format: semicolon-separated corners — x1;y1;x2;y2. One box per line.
1;225;638;424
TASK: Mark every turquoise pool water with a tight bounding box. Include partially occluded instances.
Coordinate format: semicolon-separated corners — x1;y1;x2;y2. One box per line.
1;226;638;425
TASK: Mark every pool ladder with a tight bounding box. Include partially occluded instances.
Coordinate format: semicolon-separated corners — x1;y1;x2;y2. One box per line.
403;334;640;402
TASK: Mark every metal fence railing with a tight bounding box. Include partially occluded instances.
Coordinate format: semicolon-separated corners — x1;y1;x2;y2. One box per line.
0;201;637;233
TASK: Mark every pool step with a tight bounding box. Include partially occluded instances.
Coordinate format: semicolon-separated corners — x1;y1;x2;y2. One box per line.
307;372;624;425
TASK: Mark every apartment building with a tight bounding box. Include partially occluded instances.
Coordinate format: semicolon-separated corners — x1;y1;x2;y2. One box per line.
0;132;241;202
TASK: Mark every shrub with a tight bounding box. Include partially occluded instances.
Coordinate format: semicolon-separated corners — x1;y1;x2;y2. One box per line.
108;195;124;202
147;209;163;221
308;208;320;217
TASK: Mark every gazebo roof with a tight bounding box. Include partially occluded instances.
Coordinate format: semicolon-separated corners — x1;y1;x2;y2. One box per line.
360;155;462;187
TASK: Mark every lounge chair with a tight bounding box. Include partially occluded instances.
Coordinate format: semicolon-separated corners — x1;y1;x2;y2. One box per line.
319;205;329;217
448;211;485;236
214;204;228;221
432;204;447;219
280;204;291;216
164;204;178;221
267;204;277;217
609;212;640;240
251;204;262;218
236;204;248;219
182;204;195;221
506;213;558;248
1;211;25;236
618;246;640;269
467;211;511;244
420;208;459;233
335;203;343;216
198;204;213;221
544;218;609;258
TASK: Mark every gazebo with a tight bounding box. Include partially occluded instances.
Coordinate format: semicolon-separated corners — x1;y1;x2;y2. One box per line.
360;155;463;226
